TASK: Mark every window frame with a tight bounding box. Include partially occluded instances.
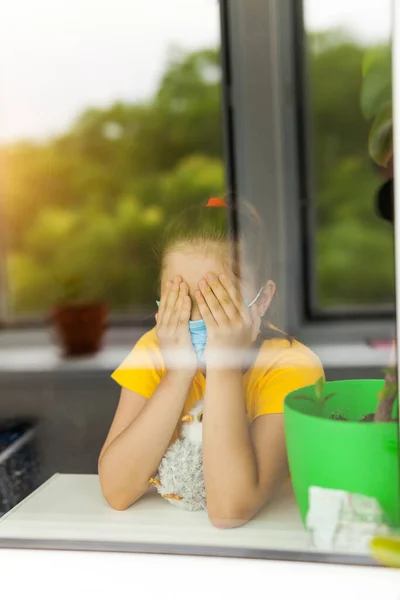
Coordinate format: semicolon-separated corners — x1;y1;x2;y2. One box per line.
293;0;395;322
0;0;395;342
219;0;396;344
0;4;227;331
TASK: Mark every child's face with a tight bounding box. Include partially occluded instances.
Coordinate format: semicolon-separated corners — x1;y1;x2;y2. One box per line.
161;248;266;341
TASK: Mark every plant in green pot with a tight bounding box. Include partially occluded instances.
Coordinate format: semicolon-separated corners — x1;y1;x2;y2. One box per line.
358;44;400;567
284;376;399;527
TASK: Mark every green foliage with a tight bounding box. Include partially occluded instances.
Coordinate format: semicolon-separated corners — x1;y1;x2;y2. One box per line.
294;377;336;413
361;46;393;166
307;31;394;308
315;376;324;399
1;37;395;314
2;48;224;313
361;46;392;117
294;370;397;423
368;102;393;168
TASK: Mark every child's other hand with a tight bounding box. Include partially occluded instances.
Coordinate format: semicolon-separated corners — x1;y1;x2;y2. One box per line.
156;276;197;376
196;272;253;367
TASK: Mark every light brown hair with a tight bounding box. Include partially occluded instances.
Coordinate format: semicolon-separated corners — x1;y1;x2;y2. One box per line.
155;198;290;344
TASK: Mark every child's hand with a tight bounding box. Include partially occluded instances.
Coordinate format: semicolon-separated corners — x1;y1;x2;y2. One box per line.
195;272;253;368
156;276;197;376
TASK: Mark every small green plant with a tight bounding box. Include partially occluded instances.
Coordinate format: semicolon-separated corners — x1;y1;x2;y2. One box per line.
294;377;336;413
294;371;397;423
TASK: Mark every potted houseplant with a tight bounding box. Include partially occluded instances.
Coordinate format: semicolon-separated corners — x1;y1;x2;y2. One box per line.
28;207;112;357
284;44;399;528
51;270;109;357
284;377;399;526
359;43;400;567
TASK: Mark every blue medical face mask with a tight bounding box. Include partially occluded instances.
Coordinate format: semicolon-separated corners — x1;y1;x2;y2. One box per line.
156;287;263;369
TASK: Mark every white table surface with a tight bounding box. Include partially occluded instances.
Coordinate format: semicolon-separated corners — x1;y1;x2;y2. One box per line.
0;474;310;552
0;476;396;598
0;474;377;565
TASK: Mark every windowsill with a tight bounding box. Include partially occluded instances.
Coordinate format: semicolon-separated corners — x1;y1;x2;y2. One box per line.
0;326;147;374
0;344;132;373
0;327;392;373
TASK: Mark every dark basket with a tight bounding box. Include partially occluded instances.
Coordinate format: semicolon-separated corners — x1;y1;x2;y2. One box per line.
0;421;40;517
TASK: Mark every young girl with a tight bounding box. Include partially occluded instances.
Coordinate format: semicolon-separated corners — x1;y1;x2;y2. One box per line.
99;198;324;528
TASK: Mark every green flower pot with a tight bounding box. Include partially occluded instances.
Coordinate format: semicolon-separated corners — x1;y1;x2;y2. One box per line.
284;380;400;526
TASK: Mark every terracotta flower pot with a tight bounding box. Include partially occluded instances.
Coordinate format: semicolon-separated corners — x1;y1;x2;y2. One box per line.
52;303;108;357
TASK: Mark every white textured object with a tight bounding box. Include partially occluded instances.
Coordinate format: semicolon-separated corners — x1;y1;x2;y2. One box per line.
307;487;388;554
155;399;206;511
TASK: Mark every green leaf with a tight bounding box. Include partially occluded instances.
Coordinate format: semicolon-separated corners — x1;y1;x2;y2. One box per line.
362;46;391;77
361;46;392;119
320;392;336;405
315;377;325;400
368;102;393;167
361;73;391;119
361;73;392;120
292;395;317;403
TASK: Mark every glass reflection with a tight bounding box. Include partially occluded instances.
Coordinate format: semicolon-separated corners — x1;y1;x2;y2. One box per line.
0;0;397;567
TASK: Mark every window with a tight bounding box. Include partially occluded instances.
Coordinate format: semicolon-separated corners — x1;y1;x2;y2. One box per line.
0;0;224;322
0;0;398;570
301;0;394;317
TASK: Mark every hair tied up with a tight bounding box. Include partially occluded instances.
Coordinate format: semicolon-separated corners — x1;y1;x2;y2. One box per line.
206;197;228;208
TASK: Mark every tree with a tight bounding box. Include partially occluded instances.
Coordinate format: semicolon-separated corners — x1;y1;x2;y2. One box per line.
307;30;394;308
1;39;395;314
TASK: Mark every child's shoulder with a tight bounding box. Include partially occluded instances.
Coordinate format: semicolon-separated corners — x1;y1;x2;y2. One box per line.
112;327;162;379
246;331;323;419
258;327;322;371
134;326;160;349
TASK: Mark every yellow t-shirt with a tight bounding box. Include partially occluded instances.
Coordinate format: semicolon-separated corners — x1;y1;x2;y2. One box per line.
111;327;324;426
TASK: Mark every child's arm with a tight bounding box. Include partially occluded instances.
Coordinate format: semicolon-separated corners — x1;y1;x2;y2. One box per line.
99;276;196;511
98;371;194;511
196;273;288;527
203;367;288;528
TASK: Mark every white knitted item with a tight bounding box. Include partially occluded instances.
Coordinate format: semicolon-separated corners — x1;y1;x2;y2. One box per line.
155;399;206;511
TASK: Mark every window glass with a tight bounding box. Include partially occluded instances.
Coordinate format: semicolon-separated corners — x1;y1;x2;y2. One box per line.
303;0;394;313
0;0;224;319
0;0;397;572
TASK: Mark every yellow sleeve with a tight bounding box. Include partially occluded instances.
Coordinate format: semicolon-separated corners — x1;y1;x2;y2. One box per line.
254;351;324;418
111;332;165;399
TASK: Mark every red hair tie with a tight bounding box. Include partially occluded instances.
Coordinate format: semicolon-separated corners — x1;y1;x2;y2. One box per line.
206;197;228;207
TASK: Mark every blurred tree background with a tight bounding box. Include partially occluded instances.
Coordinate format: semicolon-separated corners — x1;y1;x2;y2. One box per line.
308;30;394;308
0;31;394;316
